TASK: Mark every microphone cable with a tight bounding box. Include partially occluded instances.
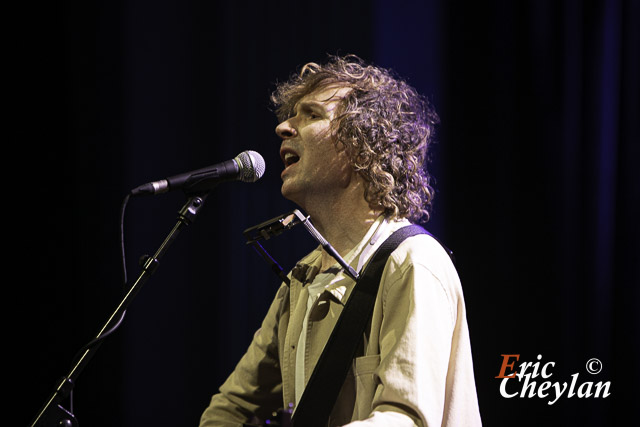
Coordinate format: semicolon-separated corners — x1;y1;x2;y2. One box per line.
68;194;130;370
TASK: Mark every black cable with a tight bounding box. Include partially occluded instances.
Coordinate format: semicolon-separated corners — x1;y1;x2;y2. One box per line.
68;194;131;368
120;193;130;287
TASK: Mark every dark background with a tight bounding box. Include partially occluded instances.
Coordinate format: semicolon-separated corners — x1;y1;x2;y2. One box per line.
11;0;638;426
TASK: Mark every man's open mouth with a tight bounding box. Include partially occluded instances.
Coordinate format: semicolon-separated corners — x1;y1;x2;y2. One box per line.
283;152;300;167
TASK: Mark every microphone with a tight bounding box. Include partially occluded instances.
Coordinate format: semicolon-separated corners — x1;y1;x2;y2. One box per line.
130;150;265;196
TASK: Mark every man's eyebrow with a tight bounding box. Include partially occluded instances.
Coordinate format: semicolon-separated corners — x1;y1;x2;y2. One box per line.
295;100;327;112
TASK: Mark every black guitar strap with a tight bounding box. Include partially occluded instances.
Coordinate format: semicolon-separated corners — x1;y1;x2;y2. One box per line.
291;224;449;427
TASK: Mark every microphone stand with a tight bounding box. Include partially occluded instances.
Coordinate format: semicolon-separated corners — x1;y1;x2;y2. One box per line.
30;193;209;427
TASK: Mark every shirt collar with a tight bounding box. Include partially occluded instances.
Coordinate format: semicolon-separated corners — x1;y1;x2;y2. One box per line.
290;215;411;303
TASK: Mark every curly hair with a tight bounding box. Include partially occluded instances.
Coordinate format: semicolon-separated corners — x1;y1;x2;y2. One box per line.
271;54;439;223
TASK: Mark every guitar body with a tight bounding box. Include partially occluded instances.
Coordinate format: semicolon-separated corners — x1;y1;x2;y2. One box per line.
243;406;292;427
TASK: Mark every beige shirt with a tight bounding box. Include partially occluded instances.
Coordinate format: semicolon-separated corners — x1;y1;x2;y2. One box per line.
200;217;482;426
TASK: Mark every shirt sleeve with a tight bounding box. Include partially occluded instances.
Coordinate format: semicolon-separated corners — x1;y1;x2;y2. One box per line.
199;284;288;427
344;410;417;426
344;235;481;426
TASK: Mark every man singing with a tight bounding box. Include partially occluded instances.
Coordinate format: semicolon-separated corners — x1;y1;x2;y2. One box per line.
200;54;482;426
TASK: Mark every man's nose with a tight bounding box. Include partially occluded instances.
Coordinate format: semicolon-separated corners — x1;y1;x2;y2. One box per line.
275;119;297;139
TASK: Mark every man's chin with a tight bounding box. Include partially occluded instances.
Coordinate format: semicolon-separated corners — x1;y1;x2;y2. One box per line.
280;184;303;208
280;183;293;200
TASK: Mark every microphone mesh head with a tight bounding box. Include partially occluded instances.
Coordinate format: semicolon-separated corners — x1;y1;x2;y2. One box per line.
236;150;266;182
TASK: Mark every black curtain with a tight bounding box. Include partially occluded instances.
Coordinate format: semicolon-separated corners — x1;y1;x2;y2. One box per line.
12;1;637;426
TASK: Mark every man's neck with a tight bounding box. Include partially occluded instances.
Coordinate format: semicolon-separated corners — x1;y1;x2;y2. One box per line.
302;189;382;272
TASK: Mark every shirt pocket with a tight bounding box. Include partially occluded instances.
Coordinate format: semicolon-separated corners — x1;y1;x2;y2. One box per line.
352;354;381;418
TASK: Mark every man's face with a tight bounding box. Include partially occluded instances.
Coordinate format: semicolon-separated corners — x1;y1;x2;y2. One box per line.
276;85;353;209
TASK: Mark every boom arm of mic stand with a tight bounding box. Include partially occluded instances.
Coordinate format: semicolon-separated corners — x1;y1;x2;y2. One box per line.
30;194;209;427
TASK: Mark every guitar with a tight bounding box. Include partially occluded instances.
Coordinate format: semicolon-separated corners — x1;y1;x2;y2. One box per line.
243;405;292;427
